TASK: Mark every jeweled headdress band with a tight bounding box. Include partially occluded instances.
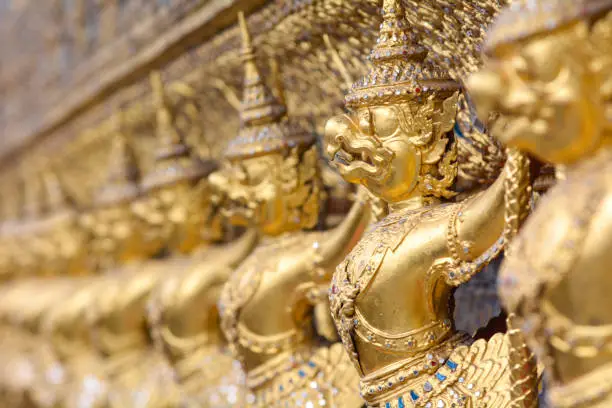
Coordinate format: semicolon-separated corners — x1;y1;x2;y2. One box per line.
345;0;460;108
485;0;612;52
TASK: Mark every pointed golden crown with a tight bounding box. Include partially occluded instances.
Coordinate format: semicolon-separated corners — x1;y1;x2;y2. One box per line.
224;12;314;160
345;0;459;108
142;72;218;192
94;113;141;207
150;71;189;159
485;0;612;52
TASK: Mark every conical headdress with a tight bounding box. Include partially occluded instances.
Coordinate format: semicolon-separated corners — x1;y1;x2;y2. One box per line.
485;0;612;52
345;0;459;108
150;71;189;160
94;113;141;207
142;72;218;192
224;12;314;160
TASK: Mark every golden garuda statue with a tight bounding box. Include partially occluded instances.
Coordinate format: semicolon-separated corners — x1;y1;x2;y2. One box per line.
143;71;257;407
83;114;151;271
215;11;372;408
83;75;224;408
28;117;149;408
469;0;612;407
323;0;539;407
0;168;90;408
135;71;222;256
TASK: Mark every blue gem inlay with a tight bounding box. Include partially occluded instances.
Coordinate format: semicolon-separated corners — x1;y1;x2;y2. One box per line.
410;390;419;401
298;370;306;378
398;396;406;408
279;385;284;391
454;122;465;139
307;361;316;368
446;360;458;370
436;372;447;382
385;403;391;408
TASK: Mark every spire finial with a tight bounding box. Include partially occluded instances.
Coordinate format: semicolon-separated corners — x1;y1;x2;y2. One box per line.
94;112;141;207
142;72;216;191
345;0;459;108
382;0;405;18
150;71;183;149
238;11;254;59
224;11;316;160
236;11;285;127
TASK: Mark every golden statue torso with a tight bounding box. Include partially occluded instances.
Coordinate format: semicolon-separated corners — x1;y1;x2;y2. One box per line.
149;231;258;408
500;148;612;407
331;200;519;408
214;166;370;408
334;204;455;370
73;262;179;408
221;231;323;370
467;3;612;405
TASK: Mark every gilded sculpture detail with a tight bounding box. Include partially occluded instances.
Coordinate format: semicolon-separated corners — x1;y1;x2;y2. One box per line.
324;1;538;407
1;0;610;407
215;12;369;407
469;0;612;406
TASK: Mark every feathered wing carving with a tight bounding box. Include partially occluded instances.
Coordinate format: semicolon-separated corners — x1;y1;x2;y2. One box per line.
399;4;536;390
310;343;364;407
401;0;510;80
397;0;509;191
455;94;506;192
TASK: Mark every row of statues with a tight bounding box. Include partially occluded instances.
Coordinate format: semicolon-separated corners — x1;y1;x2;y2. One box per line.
0;0;610;407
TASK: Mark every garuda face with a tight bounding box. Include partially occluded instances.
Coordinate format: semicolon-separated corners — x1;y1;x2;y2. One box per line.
325;95;458;203
469;20;611;165
135;178;222;254
213;147;321;236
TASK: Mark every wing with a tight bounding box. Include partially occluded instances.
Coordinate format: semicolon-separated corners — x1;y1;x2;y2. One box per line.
401;0;511;80
454;94;506;193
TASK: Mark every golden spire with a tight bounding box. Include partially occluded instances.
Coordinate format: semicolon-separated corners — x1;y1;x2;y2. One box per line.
345;0;459;108
485;0;612;52
224;12;314;160
142;71;218;191
150;71;187;157
94;112;141;207
237;11;286;127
